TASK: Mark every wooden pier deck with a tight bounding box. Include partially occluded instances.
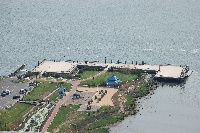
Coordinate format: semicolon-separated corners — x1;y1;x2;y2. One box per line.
32;60;192;81
154;65;192;79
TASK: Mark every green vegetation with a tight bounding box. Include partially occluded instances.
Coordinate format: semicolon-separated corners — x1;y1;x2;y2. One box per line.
48;91;58;102
79;71;100;80
48;104;80;132
0;103;32;130
80;72;138;86
60;82;72;92
90;113;127;129
23;81;71;101
125;94;135;111
23;81;58;101
93;128;109;133
48;105;124;133
48;83;72;102
133;83;150;98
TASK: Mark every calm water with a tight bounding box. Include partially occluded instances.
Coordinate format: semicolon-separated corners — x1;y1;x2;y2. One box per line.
0;0;200;132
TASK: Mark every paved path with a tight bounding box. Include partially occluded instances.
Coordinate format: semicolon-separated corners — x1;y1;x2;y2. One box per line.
41;67;109;132
41;80;80;132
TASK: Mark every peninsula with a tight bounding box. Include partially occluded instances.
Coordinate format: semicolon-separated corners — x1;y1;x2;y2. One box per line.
0;59;192;132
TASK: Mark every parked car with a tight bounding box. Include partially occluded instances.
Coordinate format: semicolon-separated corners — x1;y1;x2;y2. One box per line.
5;90;11;95
19;89;27;94
13;95;20;99
1;92;6;97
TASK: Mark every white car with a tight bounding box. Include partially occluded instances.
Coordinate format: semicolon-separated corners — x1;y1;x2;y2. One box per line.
5;90;11;95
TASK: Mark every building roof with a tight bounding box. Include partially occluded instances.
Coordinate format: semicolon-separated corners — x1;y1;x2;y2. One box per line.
58;88;66;91
32;60;77;74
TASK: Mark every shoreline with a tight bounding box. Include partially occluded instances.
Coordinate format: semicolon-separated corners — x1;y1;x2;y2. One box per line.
0;61;191;132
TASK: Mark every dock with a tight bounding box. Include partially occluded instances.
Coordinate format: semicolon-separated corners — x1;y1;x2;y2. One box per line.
10;64;26;77
32;60;192;82
154;65;192;82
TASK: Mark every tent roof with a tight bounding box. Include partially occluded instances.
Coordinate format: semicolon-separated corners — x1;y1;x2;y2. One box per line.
106;75;122;82
58;88;66;91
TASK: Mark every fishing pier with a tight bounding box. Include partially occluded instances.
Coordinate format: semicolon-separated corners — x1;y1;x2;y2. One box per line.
32;59;192;82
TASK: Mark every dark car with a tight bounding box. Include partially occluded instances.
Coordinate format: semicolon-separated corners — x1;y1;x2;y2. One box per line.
13;95;20;99
1;92;6;97
3;90;11;95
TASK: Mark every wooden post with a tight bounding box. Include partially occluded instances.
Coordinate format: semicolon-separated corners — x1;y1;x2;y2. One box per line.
105;57;107;64
142;61;144;65
35;73;38;87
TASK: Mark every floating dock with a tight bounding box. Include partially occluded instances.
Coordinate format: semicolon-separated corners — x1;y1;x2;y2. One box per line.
32;60;192;82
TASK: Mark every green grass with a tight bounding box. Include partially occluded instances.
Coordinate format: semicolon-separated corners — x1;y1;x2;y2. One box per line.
79;71;100;80
23;81;72;101
48;91;58;102
60;82;72;92
93;128;109;133
0;103;32;130
89;113;126;129
125;94;135;112
23;81;58;101
80;72;138;86
48;83;72;102
48;104;80;132
134;83;150;98
49;105;126;133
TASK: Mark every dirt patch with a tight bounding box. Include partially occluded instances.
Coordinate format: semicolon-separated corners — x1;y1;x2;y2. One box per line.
76;87;118;106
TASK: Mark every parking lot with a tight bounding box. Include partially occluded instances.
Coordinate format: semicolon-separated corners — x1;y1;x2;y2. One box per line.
0;77;28;109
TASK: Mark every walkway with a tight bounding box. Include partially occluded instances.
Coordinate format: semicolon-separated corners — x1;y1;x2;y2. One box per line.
41;67;109;132
41;80;80;132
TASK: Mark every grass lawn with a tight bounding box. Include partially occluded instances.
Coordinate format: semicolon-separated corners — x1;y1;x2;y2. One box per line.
0;103;32;130
23;81;72;101
60;82;72;92
80;72;138;86
23;81;58;101
49;105;127;133
48;83;72;102
79;71;100;80
48;104;80;132
48;91;58;102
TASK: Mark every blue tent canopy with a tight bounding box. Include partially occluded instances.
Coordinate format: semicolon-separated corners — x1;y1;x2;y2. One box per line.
106;75;122;86
58;88;66;93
